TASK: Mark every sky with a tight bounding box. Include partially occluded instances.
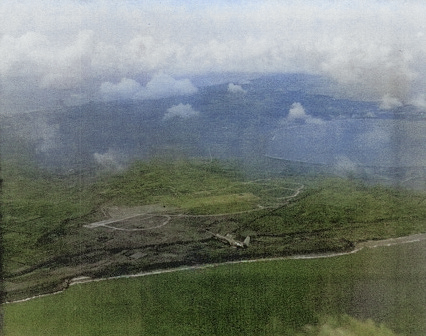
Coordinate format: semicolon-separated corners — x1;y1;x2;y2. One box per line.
1;0;426;113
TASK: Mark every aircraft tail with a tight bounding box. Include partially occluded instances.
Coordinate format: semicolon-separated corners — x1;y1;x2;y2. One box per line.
243;236;250;247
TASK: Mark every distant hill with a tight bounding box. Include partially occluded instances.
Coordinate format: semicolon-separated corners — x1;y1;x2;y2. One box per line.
1;73;410;173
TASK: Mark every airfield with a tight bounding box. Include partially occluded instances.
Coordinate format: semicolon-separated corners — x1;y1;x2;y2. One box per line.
4;177;309;301
5;157;426;304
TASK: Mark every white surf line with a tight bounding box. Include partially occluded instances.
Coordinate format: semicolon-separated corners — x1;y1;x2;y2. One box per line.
5;289;66;304
358;233;426;249
5;250;361;304
7;232;426;305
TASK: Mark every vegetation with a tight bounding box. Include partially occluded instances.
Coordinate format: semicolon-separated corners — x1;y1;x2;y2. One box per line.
93;159;244;207
243;178;426;241
3;158;426;301
4;258;405;336
2;161;97;272
4;158;426;334
297;315;402;336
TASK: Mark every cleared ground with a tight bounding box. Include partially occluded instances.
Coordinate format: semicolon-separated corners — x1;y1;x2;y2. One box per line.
4;160;426;302
4;175;307;302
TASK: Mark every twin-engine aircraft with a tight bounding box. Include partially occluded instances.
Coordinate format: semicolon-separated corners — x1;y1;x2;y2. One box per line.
206;230;250;248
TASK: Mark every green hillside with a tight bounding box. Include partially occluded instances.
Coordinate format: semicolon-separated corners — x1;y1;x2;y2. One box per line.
3;158;426;301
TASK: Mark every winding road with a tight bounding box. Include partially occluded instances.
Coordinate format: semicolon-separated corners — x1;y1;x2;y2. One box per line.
83;181;304;231
15;181;426;304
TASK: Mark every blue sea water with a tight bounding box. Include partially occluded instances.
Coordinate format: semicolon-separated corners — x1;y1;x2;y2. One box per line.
268;119;426;168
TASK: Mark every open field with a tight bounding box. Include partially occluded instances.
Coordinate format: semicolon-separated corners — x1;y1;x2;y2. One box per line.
4;252;407;336
3;158;426;302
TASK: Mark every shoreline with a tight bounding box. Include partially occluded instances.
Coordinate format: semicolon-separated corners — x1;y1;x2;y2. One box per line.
5;231;426;305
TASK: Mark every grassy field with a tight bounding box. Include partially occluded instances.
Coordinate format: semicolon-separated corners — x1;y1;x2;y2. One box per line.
243;178;426;241
1;159;303;274
4;256;403;336
2;161;97;273
3;158;426;302
296;315;401;336
4;158;424;335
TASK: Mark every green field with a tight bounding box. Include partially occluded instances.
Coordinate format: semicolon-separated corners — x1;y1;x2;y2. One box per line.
1;159;300;273
4;256;403;336
4;158;424;335
3;158;426;302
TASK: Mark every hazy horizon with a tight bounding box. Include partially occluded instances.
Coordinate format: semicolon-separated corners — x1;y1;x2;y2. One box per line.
1;0;426;115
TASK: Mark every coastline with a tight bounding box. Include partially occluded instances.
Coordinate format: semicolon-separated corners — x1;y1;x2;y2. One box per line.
5;231;426;305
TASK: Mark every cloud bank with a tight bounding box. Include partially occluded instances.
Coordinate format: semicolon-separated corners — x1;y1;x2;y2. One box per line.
2;0;426;112
286;102;323;124
163;103;199;120
99;73;197;101
228;83;246;94
380;94;403;110
100;78;143;101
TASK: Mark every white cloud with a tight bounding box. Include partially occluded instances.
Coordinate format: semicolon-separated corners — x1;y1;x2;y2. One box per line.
287;102;307;120
0;30;95;90
379;94;403;110
2;1;426;111
93;149;124;170
100;78;142;101
163;103;199;120
228;83;246;94
411;94;426;109
99;74;197;101
286;102;324;124
137;73;198;100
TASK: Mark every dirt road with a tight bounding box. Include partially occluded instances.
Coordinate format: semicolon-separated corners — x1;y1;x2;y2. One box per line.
83;182;304;231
